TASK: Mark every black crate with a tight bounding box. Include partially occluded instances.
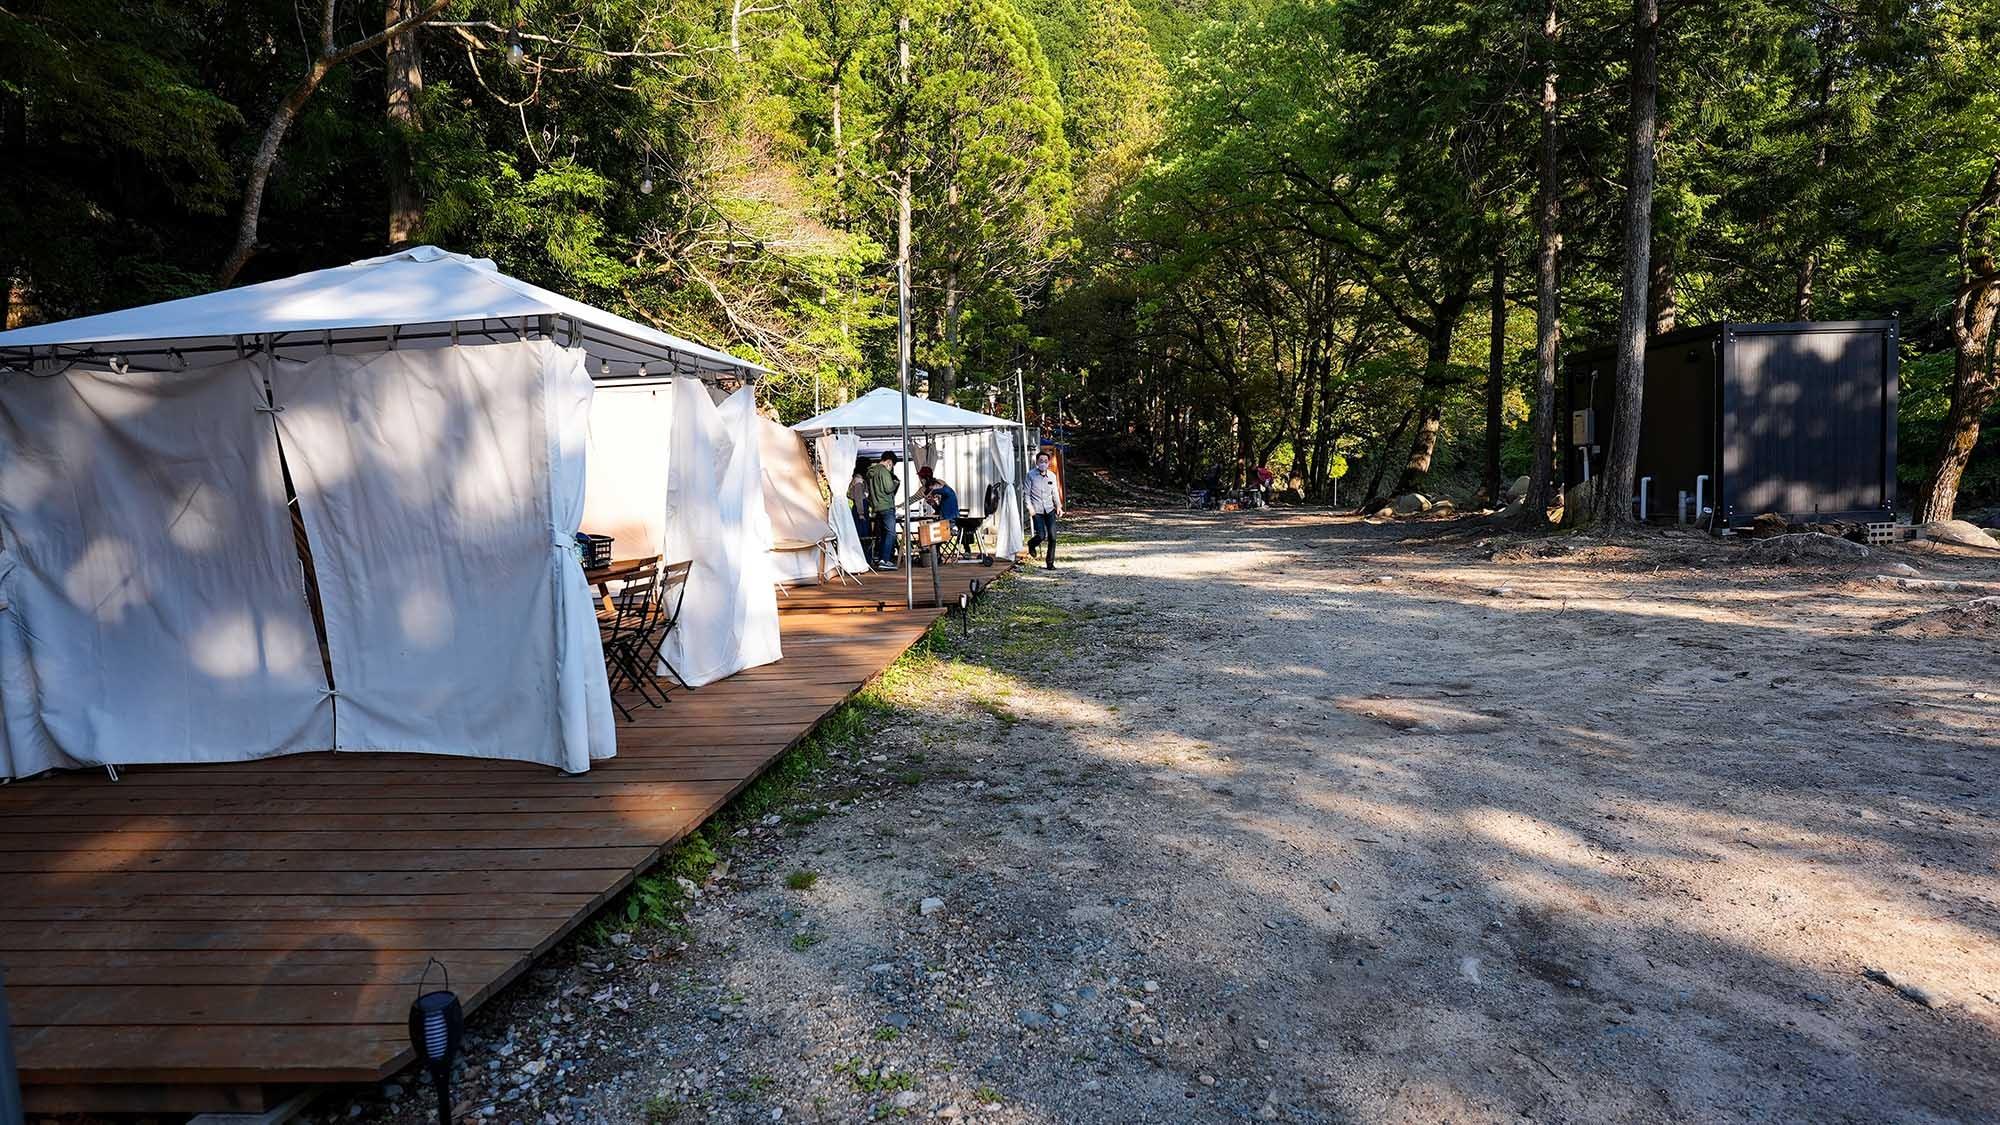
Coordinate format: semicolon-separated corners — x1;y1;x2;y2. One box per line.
577;533;615;568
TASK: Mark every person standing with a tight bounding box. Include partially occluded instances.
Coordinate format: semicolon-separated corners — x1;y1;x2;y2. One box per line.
848;467;874;568
1024;449;1063;570
866;451;901;570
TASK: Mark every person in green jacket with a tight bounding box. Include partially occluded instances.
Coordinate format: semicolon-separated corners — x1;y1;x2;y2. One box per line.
865;451;901;569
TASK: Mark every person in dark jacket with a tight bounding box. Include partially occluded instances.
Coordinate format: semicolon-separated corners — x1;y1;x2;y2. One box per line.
924;477;960;523
866;451;901;568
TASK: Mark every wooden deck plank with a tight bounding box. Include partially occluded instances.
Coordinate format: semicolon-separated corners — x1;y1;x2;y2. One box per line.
2;563;1004;1105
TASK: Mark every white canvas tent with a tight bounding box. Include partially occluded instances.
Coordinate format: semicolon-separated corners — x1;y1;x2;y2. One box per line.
0;247;768;781
793;388;1028;567
758;417;842;585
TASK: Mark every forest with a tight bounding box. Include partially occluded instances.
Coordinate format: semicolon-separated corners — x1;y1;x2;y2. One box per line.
3;0;1998;521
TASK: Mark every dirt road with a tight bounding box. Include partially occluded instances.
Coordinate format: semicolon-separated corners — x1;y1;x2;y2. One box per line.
345;508;2000;1124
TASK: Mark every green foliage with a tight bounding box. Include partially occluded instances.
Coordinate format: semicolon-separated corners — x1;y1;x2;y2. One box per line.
3;0;1993;504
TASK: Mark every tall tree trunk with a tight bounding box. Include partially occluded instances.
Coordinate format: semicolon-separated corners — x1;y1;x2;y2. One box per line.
1484;250;1508;504
831;76;846;229
1918;157;2000;522
1599;0;1660;528
1793;15;1842;320
1648;236;1676;335
1391;316;1461;496
934;175;961;402
1521;0;1563;531
1293;335;1321;488
385;0;425;247
939;270;959;402
1365;405;1418;506
219;0;449;286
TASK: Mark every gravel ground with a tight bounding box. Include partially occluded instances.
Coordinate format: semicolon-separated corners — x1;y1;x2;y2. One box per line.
333;506;2000;1125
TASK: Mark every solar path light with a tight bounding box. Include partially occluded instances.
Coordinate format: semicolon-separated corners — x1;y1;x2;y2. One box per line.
408;960;465;1125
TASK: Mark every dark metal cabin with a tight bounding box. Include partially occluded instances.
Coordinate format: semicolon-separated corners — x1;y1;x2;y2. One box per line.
1564;320;1899;527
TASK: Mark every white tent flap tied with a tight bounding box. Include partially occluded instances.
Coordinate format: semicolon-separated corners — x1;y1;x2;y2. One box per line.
759;417;837;585
813;431;871;576
987;429;1027;558
661;381;782;686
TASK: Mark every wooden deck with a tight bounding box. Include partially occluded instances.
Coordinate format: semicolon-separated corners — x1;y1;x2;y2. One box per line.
0;563;1006;1113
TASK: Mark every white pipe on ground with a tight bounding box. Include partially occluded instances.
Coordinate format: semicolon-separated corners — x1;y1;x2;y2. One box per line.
1638;476;1651;522
1694;474;1709;518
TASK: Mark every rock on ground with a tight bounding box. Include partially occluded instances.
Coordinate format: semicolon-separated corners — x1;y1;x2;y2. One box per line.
1392;493;1431;515
1925;519;2000;550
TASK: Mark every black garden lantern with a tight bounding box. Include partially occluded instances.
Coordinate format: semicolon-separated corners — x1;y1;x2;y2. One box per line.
408;960;465;1125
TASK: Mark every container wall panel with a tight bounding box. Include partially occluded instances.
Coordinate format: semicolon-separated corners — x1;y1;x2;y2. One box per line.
1723;327;1889;519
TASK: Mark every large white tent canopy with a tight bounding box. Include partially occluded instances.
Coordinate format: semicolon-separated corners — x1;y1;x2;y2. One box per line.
793;387;1027;563
792;387;1021;438
0;248;774;782
0;246;765;381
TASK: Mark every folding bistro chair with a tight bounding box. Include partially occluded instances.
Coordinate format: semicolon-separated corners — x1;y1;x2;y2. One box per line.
635;560;693;691
598;557;663;720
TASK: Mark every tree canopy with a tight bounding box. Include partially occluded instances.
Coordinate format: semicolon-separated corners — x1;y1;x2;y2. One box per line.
3;0;1997;516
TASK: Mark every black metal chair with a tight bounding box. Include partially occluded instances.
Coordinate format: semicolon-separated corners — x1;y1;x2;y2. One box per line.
599;558;669;719
633;560;693;692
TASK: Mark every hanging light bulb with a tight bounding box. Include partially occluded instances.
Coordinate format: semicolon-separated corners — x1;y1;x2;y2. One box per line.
639;176;655;195
507;33;525;66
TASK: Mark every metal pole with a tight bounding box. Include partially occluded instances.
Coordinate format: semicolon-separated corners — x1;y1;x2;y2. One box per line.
0;967;24;1125
896;8;914;611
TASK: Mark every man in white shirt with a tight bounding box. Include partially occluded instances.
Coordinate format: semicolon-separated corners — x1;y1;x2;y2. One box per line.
1024;450;1063;570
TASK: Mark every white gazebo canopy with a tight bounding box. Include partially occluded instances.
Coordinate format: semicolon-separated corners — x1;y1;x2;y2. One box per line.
0;246;764;380
792;386;1022;438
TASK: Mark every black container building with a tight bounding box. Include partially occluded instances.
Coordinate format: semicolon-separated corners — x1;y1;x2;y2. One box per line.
1564;320;1899;527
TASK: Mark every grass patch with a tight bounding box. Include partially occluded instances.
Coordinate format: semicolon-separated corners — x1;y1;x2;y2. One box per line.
788;930;824;952
834;1058;916;1093
784;869;820;891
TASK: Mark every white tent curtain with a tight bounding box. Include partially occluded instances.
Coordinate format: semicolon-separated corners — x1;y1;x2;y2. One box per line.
0;548;63;780
0;360;334;779
272;339;613;771
662;381;782;686
987;429;1026;558
813;431;870;575
542;346;619;771
759;417;833;585
927;432;1021;517
582;385;675;560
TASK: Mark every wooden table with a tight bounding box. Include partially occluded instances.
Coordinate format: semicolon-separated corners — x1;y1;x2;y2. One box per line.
584;556;655;586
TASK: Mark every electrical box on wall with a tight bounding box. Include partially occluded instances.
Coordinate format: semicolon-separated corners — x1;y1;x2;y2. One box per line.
1570;408;1595;447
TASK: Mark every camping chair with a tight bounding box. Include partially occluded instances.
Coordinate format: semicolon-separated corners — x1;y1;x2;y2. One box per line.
599;558;666;719
637;560;693;691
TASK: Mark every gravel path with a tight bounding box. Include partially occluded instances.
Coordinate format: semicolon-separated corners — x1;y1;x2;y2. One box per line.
338;507;2000;1125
